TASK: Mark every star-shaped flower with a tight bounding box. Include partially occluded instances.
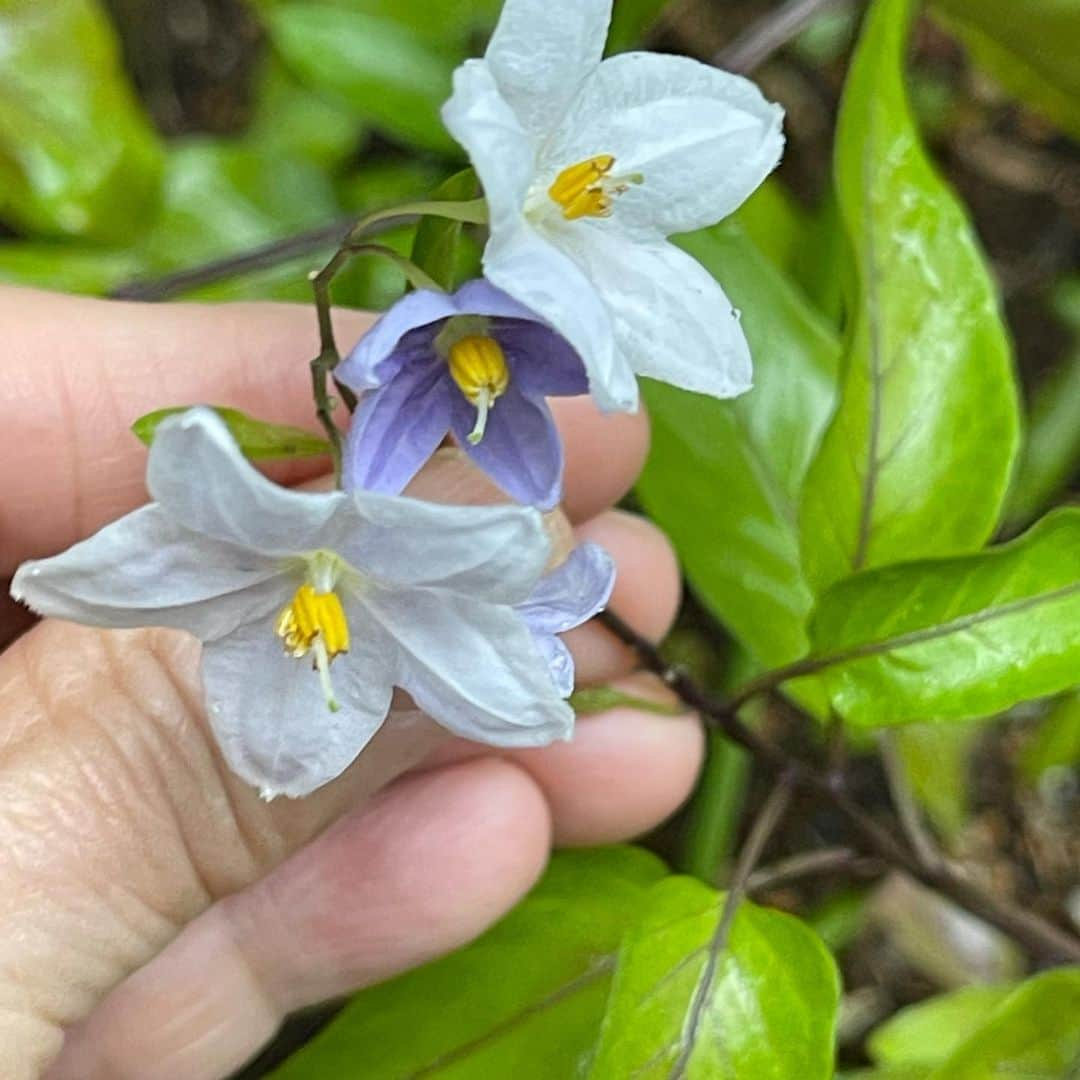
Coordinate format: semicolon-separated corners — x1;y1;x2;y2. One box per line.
10;408;579;799
442;0;784;412
337;278;587;509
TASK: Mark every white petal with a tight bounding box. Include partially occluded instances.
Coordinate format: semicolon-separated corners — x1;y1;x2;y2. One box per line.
484;222;638;412
483;0;611;137
369;588;574;748
340;490;550;604
543;52;784;238
441;60;536;233
560;227;753;398
201;607;395;799
10;505;287;641
148;407;352;556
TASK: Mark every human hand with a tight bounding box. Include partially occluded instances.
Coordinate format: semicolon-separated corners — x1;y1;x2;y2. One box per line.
0;288;701;1079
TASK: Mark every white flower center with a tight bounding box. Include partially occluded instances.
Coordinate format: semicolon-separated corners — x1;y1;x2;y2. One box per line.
275;551;353;712
543;155;643;221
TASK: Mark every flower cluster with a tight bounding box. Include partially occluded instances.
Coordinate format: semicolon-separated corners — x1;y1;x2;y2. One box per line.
10;0;782;799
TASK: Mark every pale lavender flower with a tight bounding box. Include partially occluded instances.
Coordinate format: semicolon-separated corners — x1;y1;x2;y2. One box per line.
517;542;616;697
337;278;587;510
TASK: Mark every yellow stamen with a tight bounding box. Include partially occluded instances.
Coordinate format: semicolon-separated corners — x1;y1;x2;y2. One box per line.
447;335;510;444
276;584;350;658
276;585;350;710
549;155;616;220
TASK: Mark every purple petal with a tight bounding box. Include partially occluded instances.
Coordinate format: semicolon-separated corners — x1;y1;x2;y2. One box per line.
496;320;589;398
336;289;460;390
515;543;617;697
450;385;564;509
343;365;453;494
454;278;547;321
534;634;575;698
518;544;617;636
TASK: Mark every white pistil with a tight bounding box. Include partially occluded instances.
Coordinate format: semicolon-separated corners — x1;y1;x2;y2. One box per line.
468;387;493;445
313;636;341;713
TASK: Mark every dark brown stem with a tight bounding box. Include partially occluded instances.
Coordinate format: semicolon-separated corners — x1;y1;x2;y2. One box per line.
714;0;854;74
747;846;881;894
597;608;1080;964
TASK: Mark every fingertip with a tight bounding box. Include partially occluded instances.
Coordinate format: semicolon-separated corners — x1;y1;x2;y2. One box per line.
509;673;703;846
555;395;650;523
567;509;682;685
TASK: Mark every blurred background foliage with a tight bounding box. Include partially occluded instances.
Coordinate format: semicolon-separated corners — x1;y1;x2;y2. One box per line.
2;0;1078;1075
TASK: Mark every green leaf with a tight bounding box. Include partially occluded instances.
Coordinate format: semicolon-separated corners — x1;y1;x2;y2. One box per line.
732;178;811;278
0;0;164;241
932;0;1080;140
132;407;329;461
606;0;669;53
799;0;1020;594
569;686;681;718
136;138;346;303
0;243;144;295
804;509;1080;727
271;847;667;1079
928;968;1080;1078
637;221;840;672
1019;690;1080;783
867;985;1016;1070
244;58;363;169
587;876;840;1078
1005;279;1080;531
410;169;480;291
893;722;981;841
262;2;460;153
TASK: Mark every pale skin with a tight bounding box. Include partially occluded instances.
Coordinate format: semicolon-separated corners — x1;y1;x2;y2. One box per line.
0;288;703;1079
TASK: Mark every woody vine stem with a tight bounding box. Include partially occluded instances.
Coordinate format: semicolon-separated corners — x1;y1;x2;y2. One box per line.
598;608;1080;965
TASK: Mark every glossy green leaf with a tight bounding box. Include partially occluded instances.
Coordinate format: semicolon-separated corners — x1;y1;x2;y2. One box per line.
637;221;840;672
928;968;1080;1079
0;0;163;241
0;243;144;295
733;178;811;278
1005;279;1080;531
132;407;329;461
867;985;1016;1070
587;876;840;1079
804;509;1080;727
411;169;480;290
799;0;1020;593
932;0;1080;140
1019;690;1080;782
271;847;667;1079
262;2;460;153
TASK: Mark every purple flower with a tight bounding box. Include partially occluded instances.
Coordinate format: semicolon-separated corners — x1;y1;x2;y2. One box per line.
516;543;615;696
337;279;588;509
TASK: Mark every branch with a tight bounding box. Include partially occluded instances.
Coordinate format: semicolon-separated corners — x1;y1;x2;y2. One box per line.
747;846;881;894
714;0;854;74
597;608;1080;964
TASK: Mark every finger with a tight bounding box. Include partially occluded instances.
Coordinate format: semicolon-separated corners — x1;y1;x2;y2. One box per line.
506;673;702;846
45;758;551;1080
565;509;682;687
0;289;648;572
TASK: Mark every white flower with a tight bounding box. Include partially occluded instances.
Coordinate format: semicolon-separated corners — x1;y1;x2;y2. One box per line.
442;0;785;412
10;408;573;800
